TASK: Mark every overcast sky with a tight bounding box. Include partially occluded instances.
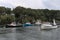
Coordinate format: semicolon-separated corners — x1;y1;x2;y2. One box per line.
0;0;60;10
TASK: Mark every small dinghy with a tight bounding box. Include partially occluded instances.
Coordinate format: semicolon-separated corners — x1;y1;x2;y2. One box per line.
23;22;33;27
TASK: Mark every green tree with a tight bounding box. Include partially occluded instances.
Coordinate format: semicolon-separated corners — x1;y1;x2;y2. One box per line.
5;8;11;14
0;14;15;25
0;6;5;14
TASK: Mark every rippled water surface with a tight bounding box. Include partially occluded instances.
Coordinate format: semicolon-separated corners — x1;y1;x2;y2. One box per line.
0;26;60;40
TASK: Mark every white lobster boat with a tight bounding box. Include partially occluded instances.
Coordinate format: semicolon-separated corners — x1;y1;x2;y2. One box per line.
40;19;58;30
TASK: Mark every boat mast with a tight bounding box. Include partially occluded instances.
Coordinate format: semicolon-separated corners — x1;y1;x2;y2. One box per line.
53;19;56;25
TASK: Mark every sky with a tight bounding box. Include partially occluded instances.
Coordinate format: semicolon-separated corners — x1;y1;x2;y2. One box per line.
0;0;60;10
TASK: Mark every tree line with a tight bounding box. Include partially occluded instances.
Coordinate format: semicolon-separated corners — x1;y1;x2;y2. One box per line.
0;6;60;25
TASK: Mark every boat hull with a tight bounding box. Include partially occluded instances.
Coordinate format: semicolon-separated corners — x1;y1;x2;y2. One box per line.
23;24;33;27
40;25;58;30
40;19;58;30
6;24;23;28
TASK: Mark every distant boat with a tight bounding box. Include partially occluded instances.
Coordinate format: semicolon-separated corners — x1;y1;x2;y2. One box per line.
40;19;58;30
35;20;41;25
6;22;22;28
23;22;33;27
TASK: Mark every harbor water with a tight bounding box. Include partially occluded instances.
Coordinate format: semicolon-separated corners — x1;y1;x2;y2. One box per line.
0;26;60;40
